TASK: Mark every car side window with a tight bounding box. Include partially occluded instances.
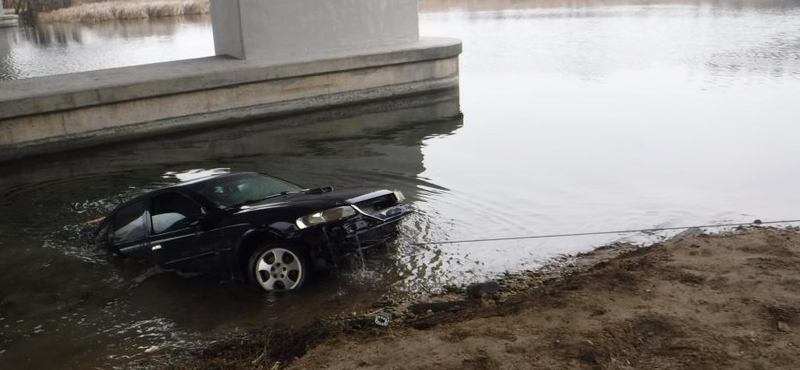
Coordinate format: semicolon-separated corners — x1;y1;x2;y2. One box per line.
112;200;149;245
151;192;203;234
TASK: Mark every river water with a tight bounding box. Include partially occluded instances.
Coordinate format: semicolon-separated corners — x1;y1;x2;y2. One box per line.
2;0;800;368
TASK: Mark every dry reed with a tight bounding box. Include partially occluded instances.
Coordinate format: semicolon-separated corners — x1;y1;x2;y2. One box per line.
37;0;210;23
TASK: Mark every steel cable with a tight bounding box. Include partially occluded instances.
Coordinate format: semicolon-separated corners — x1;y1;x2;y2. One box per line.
413;219;800;246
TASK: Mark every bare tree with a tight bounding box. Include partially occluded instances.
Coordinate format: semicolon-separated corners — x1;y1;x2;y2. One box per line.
14;0;73;24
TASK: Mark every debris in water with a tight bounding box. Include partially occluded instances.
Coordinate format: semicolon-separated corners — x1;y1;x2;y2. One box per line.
374;315;390;327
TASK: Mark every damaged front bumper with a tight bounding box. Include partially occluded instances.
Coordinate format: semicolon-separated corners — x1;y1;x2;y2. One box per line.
341;202;414;237
302;202;414;257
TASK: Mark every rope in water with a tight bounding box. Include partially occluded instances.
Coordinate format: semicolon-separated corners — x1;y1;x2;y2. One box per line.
412;219;800;246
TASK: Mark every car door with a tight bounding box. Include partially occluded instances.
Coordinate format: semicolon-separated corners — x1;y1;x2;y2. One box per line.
110;198;152;260
147;191;225;272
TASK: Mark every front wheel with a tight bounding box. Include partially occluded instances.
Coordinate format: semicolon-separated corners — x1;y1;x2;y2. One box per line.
248;243;309;292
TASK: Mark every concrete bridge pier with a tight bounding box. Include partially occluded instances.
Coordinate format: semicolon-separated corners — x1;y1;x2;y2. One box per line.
0;7;20;28
0;0;461;161
210;0;420;62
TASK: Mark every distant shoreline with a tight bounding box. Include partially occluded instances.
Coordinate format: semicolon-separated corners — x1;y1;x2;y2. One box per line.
37;0;209;24
35;0;795;24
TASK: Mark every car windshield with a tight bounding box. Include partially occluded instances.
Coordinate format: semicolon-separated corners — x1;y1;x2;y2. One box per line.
187;173;303;209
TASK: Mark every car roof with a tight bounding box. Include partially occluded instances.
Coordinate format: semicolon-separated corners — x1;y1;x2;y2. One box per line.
97;172;260;230
170;171;251;188
111;171;253;209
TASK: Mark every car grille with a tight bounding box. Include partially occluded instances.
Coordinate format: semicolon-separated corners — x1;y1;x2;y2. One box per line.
354;194;396;215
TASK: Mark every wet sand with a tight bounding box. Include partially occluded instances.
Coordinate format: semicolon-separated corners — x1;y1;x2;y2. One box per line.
153;227;800;369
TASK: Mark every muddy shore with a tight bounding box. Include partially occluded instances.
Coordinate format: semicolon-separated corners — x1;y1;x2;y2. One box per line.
149;227;800;369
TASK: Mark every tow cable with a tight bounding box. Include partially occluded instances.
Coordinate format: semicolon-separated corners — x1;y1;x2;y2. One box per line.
413;218;800;246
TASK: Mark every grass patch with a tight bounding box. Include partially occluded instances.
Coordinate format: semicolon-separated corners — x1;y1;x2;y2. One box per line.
37;0;209;23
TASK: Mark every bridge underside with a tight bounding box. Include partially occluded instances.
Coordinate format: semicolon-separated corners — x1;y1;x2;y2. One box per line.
0;0;461;161
0;38;460;161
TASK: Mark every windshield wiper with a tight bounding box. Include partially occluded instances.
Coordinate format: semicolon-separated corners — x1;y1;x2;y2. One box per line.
264;190;301;199
233;191;297;208
304;186;333;194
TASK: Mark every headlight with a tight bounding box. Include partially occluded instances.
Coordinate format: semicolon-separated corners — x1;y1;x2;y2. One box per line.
393;190;405;203
295;206;356;229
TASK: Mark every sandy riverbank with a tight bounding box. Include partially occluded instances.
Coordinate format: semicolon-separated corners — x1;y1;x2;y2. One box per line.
151;227;800;369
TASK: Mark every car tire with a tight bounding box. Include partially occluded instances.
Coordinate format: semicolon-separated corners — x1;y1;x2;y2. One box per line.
248;243;310;292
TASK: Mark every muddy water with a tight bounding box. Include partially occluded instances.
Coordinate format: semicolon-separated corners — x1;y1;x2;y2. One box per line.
0;91;462;368
3;0;800;368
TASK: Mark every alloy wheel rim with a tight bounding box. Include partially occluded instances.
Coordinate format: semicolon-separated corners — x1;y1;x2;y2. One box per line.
255;248;303;291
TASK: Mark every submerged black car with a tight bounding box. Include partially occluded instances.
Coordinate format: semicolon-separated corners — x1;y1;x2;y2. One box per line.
94;172;412;292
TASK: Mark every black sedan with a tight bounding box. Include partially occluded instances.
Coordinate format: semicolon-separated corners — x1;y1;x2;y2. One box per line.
94;172;412;292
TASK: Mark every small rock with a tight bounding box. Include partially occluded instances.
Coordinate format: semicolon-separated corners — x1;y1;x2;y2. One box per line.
673;227;703;241
443;285;464;294
466;281;500;300
409;301;469;315
371;299;395;309
778;321;791;333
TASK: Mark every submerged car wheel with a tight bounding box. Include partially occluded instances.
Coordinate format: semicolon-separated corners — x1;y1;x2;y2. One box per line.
249;243;309;292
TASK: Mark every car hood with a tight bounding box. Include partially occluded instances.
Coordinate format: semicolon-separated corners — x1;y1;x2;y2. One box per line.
234;187;392;214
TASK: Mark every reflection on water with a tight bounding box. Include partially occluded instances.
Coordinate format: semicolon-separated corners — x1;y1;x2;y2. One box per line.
419;0;800;12
2;0;800;367
420;0;800;83
0;15;212;80
414;0;800;277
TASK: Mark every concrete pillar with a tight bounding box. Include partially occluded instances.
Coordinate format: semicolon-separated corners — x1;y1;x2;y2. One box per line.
1;7;20;28
209;0;419;61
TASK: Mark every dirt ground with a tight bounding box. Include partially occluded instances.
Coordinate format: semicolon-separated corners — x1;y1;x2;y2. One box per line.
164;227;800;370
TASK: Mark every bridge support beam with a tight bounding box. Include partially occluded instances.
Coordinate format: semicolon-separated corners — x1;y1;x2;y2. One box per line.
0;8;20;28
0;0;461;161
209;0;419;61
